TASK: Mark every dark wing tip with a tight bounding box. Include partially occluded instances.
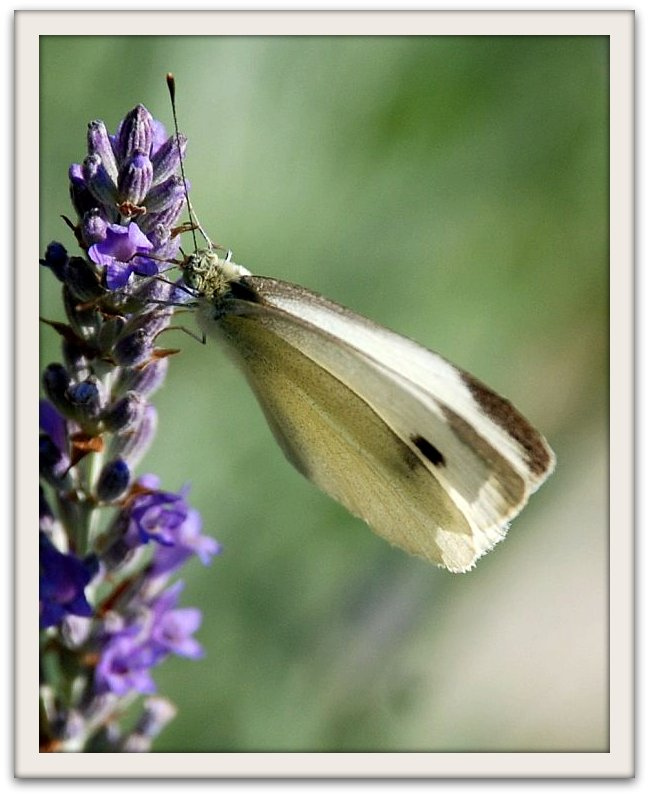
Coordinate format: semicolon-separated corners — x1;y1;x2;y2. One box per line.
461;371;554;478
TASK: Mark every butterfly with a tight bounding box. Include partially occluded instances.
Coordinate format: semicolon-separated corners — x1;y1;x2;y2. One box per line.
179;248;555;573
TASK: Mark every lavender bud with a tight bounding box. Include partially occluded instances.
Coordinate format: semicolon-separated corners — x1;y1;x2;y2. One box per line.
151;230;182;264
143;175;185;215
40;242;69;282
69;163;97;218
67;376;105;423
113;329;153;367
116;105;153;161
62;288;102;345
114;308;171;360
83;154;118;208
139;198;186;236
68;162;86;190
87;120;119;184
43;363;72;412
81;209;108;246
129;308;173;338
132;273;175;306
113;358;169;398
96;457;131;501
63;256;103;302
143;223;172;252
109;404;157;467
151;133;186;185
103;392;146;433
118;150;153;206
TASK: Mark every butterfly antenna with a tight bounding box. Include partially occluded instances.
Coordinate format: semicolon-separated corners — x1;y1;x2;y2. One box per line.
166;73;213;252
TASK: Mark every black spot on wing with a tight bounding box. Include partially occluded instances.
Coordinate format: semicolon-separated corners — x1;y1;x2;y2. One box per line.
411;435;446;467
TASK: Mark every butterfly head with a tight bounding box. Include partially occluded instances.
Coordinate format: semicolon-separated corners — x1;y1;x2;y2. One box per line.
182;250;251;301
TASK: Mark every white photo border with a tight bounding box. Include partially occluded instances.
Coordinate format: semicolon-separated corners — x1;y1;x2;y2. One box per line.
16;8;634;779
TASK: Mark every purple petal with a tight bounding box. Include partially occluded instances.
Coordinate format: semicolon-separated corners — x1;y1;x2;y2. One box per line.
39;400;67;453
137;473;161;491
104;260;133;290
130;257;159;278
172;637;204;659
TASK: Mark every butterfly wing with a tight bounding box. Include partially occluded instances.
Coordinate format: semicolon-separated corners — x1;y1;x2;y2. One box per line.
200;275;555;572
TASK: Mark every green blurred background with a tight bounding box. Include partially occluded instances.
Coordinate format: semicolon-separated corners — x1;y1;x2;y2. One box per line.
40;35;608;752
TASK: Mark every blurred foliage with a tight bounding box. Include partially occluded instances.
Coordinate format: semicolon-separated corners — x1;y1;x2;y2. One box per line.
40;35;608;752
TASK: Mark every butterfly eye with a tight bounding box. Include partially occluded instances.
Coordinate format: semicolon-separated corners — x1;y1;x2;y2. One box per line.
182;261;200;291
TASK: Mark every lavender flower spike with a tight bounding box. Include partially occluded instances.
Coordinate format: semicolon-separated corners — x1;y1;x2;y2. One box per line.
40;101;220;753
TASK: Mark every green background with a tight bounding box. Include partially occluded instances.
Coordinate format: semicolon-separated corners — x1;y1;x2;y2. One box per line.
40;35;609;752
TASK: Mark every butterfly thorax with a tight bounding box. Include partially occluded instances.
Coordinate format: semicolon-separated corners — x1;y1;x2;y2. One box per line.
182;250;251;302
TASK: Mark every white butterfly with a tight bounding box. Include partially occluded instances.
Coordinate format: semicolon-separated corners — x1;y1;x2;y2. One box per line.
181;250;555;573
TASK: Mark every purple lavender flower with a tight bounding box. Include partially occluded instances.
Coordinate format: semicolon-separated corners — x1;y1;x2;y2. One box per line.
95;636;158;696
149;582;204;659
150;505;221;575
88;223;158;290
126;476;191;547
95;582;204;697
110;475;220;572
39;534;95;628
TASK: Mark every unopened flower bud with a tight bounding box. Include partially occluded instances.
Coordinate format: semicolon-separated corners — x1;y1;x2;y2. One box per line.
43;363;72;413
139;199;186;236
96;457;131;501
87;120;119;184
116;105;153;161
151;133;186;185
83;154;118;208
103;392;146;433
118;150;153;206
113;329;153;366
109;404;157;467
114;358;169;398
144;175;185;214
63;256;103;302
69;163;97;218
67;376;105;423
40;242;69;282
81;209;108;246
